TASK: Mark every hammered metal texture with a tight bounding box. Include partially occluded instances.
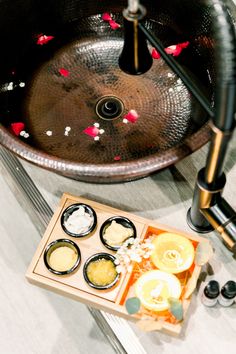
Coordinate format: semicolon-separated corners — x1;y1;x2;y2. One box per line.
23;34;207;163
0;0;233;182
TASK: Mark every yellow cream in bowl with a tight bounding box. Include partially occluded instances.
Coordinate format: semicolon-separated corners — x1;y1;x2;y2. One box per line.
86;258;118;287
103;220;133;247
49;246;78;272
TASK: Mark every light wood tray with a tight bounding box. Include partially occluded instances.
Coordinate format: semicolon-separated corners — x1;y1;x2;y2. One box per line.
26;193;208;335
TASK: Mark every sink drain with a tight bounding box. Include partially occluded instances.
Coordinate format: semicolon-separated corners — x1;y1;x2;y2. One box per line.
95;96;124;120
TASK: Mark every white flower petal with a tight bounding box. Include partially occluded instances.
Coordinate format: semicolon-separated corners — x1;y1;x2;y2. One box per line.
127;265;133;273
116;265;123;273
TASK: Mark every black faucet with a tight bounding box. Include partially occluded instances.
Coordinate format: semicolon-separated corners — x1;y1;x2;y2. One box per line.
119;0;236;253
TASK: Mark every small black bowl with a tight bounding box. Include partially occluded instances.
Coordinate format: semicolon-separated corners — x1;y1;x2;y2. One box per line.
61;203;97;237
44;238;81;275
100;216;137;251
83;253;119;290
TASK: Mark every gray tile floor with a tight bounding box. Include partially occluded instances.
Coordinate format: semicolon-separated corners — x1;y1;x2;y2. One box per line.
1;135;236;354
0;171;115;354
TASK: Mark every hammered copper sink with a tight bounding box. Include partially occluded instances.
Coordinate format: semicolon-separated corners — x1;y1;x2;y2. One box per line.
0;0;234;182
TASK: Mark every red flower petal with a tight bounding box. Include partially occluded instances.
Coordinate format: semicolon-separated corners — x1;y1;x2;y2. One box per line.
102;13;112;21
151;48;161;59
165;45;182;56
59;68;70;77
151;42;189;60
172;45;183;57
179;41;190;48
36;35;54;45
109;20;120;30
83;126;99;138
11;122;25;136
114;155;121;161
123;109;139;123
165;45;176;54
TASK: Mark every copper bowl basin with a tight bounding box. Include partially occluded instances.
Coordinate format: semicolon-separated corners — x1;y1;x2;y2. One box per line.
0;0;231;183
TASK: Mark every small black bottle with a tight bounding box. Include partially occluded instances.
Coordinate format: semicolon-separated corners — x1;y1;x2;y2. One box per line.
201;280;220;307
218;281;236;307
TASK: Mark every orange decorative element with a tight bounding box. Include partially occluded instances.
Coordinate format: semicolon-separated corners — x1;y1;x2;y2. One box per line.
151;233;195;274
135;270;182;312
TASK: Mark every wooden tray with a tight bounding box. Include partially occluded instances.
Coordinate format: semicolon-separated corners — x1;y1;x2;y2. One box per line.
26;193;209;335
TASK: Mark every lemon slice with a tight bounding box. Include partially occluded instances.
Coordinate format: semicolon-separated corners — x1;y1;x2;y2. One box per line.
135;270;181;311
151;233;195;274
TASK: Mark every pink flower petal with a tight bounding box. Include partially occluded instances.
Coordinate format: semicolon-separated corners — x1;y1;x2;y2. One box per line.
83;126;100;138
151;48;161;59
179;41;190;48
102;13;112;21
114;155;121;161
123;109;139;123
11;122;25;136
165;44;182;57
109;20;120;30
59;68;70;77
36;34;54;45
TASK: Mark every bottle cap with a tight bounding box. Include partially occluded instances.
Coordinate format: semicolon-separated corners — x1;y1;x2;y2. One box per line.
204;280;220;299
221;281;236;299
